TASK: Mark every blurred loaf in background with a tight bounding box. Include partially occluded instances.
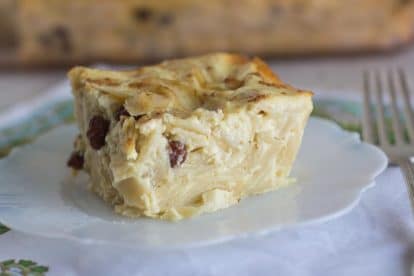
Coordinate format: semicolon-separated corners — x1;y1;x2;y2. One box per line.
1;0;414;66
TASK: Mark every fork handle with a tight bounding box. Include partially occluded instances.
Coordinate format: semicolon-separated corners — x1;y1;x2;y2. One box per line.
398;158;414;212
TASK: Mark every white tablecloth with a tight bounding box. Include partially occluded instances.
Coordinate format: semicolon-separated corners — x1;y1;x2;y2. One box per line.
1;168;412;276
2;48;414;276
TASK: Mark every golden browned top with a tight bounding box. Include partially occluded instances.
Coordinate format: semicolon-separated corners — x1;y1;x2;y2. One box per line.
69;53;312;117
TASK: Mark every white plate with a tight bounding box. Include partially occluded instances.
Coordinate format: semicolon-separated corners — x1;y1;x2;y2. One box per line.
0;118;387;249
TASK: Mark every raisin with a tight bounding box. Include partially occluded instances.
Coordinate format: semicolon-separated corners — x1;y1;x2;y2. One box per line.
38;33;52;47
67;151;84;170
115;106;130;121
37;25;72;53
270;5;283;16
399;0;412;6
53;26;72;53
159;14;174;25
87;116;110;150
168;140;187;168
133;7;153;22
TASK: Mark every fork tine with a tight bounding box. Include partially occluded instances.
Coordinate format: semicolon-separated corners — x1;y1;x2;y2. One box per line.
362;71;375;143
398;68;414;142
399;159;414;212
387;68;405;145
374;70;390;146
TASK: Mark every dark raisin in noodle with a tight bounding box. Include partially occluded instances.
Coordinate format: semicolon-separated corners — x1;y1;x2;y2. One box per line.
168;140;187;168
67;151;84;170
87;116;110;150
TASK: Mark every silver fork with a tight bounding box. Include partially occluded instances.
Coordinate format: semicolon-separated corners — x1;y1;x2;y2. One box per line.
363;68;414;211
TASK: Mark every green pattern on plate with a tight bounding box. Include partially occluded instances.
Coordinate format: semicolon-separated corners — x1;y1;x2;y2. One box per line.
312;99;362;134
0;259;48;276
313;99;409;143
0;100;74;157
0;224;9;235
